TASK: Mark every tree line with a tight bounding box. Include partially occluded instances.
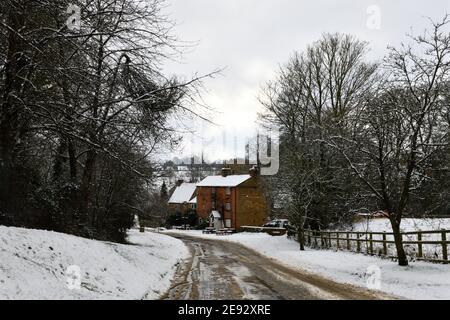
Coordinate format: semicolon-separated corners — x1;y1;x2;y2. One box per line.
0;0;208;242
259;17;450;266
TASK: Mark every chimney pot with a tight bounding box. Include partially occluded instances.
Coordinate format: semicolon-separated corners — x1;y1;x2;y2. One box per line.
249;166;258;177
221;168;231;177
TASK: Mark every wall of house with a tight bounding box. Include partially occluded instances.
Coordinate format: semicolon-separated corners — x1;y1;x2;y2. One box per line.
196;177;268;229
235;177;268;229
168;203;191;215
196;186;237;228
196;187;211;220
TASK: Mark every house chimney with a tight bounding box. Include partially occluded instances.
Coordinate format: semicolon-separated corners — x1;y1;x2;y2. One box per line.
249;165;258;178
176;179;184;187
221;168;232;177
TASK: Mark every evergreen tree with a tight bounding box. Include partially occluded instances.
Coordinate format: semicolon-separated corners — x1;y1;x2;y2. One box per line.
161;181;168;201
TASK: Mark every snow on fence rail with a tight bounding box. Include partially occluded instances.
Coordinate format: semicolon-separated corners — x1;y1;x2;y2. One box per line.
290;228;450;264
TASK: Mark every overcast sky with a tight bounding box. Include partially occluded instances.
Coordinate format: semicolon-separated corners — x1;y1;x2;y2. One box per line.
161;0;450;162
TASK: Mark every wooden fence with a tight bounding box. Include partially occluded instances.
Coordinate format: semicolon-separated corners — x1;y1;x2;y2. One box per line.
240;226;287;236
293;229;450;264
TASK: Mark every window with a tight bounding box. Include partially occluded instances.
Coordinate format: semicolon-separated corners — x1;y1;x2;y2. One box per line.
225;202;231;211
211;187;216;194
212;201;216;209
225;187;231;195
225;219;231;228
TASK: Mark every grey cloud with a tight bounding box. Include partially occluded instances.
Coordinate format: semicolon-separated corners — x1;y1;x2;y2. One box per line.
161;0;450;160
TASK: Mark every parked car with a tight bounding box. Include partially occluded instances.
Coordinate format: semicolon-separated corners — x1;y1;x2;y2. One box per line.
263;219;289;229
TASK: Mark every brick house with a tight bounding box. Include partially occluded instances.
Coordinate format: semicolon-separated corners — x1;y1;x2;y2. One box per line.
168;181;197;215
196;167;268;230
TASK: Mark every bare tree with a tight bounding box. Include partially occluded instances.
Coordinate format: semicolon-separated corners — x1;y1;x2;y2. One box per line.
0;0;215;241
259;33;377;249
327;16;450;266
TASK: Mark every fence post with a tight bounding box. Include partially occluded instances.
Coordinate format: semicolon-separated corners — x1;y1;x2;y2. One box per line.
336;233;340;250
356;233;361;253
417;232;423;258
321;233;324;248
346;233;350;251
442;231;448;262
369;233;374;255
366;234;369;254
382;233;387;256
308;231;311;245
328;233;332;248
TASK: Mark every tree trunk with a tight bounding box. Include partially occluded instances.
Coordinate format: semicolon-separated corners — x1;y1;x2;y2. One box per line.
390;218;408;266
67;139;77;180
298;226;305;251
79;149;97;224
52;138;67;181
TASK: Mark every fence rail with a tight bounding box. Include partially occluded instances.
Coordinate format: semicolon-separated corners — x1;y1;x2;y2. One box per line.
241;226;287;236
288;227;450;264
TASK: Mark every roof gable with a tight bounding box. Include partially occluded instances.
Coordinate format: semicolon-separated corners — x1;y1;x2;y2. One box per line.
188;197;197;204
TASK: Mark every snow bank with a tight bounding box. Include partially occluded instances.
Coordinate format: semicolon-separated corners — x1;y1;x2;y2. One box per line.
350;218;450;233
166;230;450;300
0;227;188;300
343;218;450;261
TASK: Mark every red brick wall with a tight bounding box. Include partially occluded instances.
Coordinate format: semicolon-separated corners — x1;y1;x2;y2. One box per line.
196;177;268;229
235;179;268;229
168;203;191;215
196;186;237;228
196;187;211;220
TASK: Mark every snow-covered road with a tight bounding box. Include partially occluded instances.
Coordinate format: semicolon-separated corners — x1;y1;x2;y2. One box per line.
165;230;450;300
163;234;391;300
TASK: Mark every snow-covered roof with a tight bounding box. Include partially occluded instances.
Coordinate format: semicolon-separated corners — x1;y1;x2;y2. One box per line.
197;174;251;187
210;211;221;218
168;183;197;204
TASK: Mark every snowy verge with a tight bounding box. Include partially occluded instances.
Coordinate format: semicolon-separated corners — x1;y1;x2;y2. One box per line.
0;226;188;299
350;218;450;233
165;230;450;300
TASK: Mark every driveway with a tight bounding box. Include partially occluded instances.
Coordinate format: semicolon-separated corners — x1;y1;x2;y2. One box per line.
162;234;393;300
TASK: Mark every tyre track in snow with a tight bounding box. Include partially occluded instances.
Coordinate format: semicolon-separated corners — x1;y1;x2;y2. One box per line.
162;234;395;300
